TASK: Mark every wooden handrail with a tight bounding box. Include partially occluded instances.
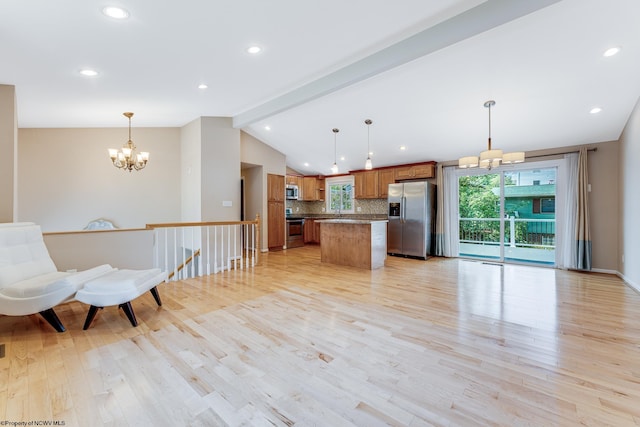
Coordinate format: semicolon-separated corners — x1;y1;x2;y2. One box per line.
150;214;261;269
167;249;201;280
146;216;260;229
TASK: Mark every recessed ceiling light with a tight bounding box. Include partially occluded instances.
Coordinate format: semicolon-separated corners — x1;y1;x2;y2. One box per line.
603;46;621;57
198;84;208;89
590;107;602;114
102;6;129;19
264;125;271;131
247;46;262;54
400;145;407;151
79;69;99;77
340;156;345;161
304;163;309;167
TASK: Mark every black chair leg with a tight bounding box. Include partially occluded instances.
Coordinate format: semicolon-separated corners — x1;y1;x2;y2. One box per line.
119;301;138;327
82;305;103;330
39;308;66;332
150;286;162;306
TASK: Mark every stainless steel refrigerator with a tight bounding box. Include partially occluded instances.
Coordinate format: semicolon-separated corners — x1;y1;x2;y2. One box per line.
387;181;435;259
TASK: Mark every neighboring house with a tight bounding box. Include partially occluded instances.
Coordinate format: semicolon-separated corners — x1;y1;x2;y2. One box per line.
492;182;556;245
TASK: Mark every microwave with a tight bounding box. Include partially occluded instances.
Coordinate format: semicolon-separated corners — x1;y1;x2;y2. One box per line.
286;185;299;200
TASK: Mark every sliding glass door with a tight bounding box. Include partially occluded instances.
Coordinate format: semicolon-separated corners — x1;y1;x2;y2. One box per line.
458;167;557;266
459;173;502;260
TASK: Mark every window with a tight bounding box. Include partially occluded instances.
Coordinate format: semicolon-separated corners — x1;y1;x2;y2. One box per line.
326;176;354;213
533;197;555;214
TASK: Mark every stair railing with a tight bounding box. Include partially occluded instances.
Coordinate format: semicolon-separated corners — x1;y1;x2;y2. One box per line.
146;214;260;281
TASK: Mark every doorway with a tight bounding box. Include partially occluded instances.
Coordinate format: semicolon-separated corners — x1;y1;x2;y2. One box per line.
458;167;557;266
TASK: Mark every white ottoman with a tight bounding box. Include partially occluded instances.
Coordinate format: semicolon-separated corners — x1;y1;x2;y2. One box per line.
75;268;167;329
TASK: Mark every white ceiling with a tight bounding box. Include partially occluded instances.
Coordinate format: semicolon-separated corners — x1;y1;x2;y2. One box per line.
2;0;639;175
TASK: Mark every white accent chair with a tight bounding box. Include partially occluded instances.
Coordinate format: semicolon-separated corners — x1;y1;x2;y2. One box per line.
0;222;115;332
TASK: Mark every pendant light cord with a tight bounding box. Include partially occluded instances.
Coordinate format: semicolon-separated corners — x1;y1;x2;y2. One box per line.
484;100;495;150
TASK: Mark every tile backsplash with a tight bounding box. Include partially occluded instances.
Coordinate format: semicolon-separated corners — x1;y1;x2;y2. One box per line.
286;198;388;216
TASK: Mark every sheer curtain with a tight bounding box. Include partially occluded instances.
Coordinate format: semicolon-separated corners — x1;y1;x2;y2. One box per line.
435;164;445;256
442;165;459;257
558;152;577;269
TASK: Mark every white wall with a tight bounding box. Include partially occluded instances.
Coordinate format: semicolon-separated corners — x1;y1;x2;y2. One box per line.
241;165;263;245
181;118;202;222
0;85;17;222
201;117;241;221
586;141;619;272
240;131;286;251
17;127;181;232
619;96;640;290
44;229;155;271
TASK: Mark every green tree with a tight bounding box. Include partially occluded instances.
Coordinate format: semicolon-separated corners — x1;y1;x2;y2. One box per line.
458;174;500;219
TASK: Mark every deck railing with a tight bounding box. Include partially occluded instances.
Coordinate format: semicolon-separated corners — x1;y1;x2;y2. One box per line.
146;215;260;281
459;217;555;249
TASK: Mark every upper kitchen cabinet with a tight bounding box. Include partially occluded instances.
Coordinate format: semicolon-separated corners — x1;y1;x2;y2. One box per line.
316;177;325;201
301;176;322;201
378;168;396;198
286;175;302;187
268;173;285;202
394;162;435;181
354;170;379;199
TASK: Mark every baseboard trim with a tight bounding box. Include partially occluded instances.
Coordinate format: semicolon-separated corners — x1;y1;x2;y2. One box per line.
616;271;640;294
591;268;618;275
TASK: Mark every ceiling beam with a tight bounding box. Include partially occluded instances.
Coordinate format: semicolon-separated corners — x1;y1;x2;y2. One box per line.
232;0;561;129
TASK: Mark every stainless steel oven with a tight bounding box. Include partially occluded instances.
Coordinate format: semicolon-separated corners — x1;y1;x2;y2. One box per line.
286;218;305;248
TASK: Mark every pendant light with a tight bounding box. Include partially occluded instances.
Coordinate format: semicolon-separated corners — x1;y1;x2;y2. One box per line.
108;112;150;172
331;128;339;174
458;100;525;170
364;119;373;170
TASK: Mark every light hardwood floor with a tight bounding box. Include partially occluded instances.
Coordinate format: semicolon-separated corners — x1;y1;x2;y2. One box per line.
1;246;640;426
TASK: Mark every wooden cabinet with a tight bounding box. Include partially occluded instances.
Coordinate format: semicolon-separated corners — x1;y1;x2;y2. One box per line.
354;170;379;199
394;162;435;181
378;169;396;198
301;176;319;201
303;219;313;243
316;177;325;201
286;175;301;187
303;219;321;244
267;174;285;250
268;173;285;202
267;201;285;250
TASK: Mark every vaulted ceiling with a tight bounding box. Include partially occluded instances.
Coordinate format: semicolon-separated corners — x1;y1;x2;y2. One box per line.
2;0;639;174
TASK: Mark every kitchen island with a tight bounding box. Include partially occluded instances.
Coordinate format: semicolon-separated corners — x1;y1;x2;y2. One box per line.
317;219;388;270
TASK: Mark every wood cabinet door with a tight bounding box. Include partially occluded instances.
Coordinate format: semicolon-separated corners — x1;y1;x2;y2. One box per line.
412;163;435;179
268;174;285;201
353;172;365;199
395;163;435;180
302;176;317;201
314;221;321;244
354;170;379;199
267;201;284;250
286;175;301;187
303;219;315;243
378;169;395;198
363;170;379;198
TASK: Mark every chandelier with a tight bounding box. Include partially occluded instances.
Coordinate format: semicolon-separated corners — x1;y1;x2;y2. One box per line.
458;100;524;170
108;112;149;172
331;128;339;174
364;119;373;170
